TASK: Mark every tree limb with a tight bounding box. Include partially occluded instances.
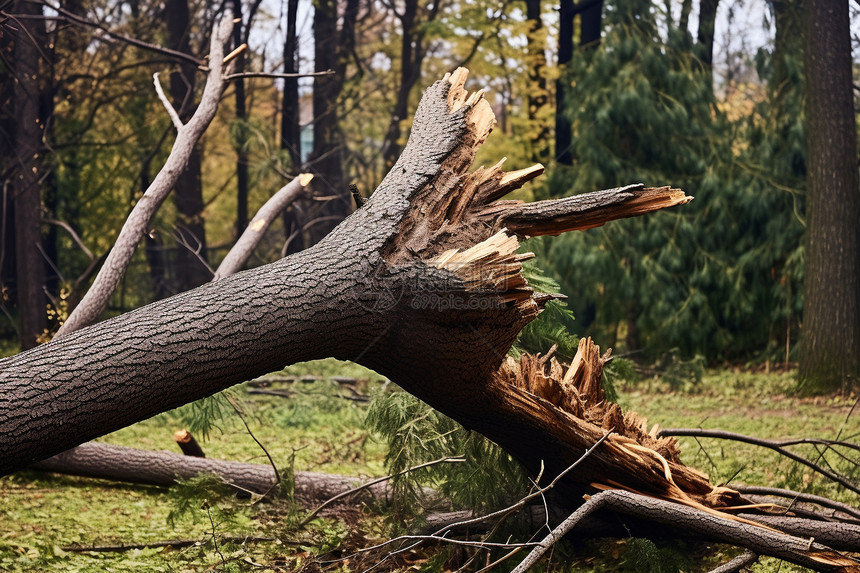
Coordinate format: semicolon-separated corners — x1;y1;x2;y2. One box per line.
55;15;235;336
657;428;860;495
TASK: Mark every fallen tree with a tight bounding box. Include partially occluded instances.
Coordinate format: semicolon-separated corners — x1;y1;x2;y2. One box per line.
2;66;858;569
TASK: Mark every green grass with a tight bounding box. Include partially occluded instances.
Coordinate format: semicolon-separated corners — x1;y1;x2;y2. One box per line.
1;362;857;572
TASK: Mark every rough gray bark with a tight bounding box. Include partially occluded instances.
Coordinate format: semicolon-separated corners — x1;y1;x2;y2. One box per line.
513;490;858;573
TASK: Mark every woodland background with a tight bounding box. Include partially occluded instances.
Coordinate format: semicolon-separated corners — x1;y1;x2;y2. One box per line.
1;0;858;391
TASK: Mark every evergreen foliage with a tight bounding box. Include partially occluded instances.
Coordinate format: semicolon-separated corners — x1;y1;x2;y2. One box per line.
365;389;530;513
542;0;806;363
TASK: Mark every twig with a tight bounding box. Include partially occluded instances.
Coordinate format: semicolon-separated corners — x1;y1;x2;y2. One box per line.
227;396;281;497
300;455;466;526
30;0;205;68
153;72;183;130
203;499;227;568
657;428;860;495
62;535;280;552
732;485;860;521
223;70;336;80
43;218;94;261
340;433;612;572
705;551;758;573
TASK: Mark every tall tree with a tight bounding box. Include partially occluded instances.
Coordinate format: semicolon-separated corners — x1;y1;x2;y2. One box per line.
280;0;305;255
9;0;48;349
696;0;719;66
232;0;250;237
799;0;860;392
379;0;439;168
305;0;360;245
525;0;551;164
166;0;210;292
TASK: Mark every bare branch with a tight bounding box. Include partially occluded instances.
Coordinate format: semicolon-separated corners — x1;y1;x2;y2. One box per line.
43;218;94;261
733;485;860;521
512;490;857;573
706;551;758;573
28;0;205;68
55;15;236;337
300;455;465;526
153;72;183;131
223;70;336;81
213;174;313;279
657;428;860;495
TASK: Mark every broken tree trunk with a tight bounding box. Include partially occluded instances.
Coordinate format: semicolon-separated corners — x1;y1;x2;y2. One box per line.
1;69;855;569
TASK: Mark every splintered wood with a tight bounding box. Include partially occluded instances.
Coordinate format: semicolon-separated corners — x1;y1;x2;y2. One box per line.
433;231;534;303
493;338;743;509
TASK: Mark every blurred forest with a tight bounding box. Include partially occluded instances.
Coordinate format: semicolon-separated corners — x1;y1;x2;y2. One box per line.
1;0;858;386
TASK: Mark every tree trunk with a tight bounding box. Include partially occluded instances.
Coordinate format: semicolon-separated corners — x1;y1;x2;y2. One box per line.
305;0;360;245
280;0;305;254
380;0;435;169
31;442;396;507
167;0;210;292
233;1;250;238
696;0;719;66
555;0;574;165
10;0;48;349
525;0;551;164
799;0;860;392
0;69;688;479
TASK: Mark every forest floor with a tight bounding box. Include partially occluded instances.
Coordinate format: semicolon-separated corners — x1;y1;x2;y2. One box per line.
0;361;856;573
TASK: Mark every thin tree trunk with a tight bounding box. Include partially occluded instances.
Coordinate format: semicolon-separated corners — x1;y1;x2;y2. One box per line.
233;1;250;237
31;442;395;506
306;0;359;245
280;0;304;254
696;0;719;66
10;0;48;349
525;0;551;164
167;0;210;291
799;0;860;392
555;0;574;165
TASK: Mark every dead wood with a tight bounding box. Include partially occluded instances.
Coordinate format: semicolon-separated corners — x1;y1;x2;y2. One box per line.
173;429;206;457
30;442;393;507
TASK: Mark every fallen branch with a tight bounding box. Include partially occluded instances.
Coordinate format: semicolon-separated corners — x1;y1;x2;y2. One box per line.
213;173;314;279
706;551;758;573
30;442;391;506
733;484;860;522
657;428;860;495
512;490;858;573
62;535;283;553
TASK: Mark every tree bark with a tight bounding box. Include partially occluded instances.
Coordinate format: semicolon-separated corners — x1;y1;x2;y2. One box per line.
799;0;860;392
